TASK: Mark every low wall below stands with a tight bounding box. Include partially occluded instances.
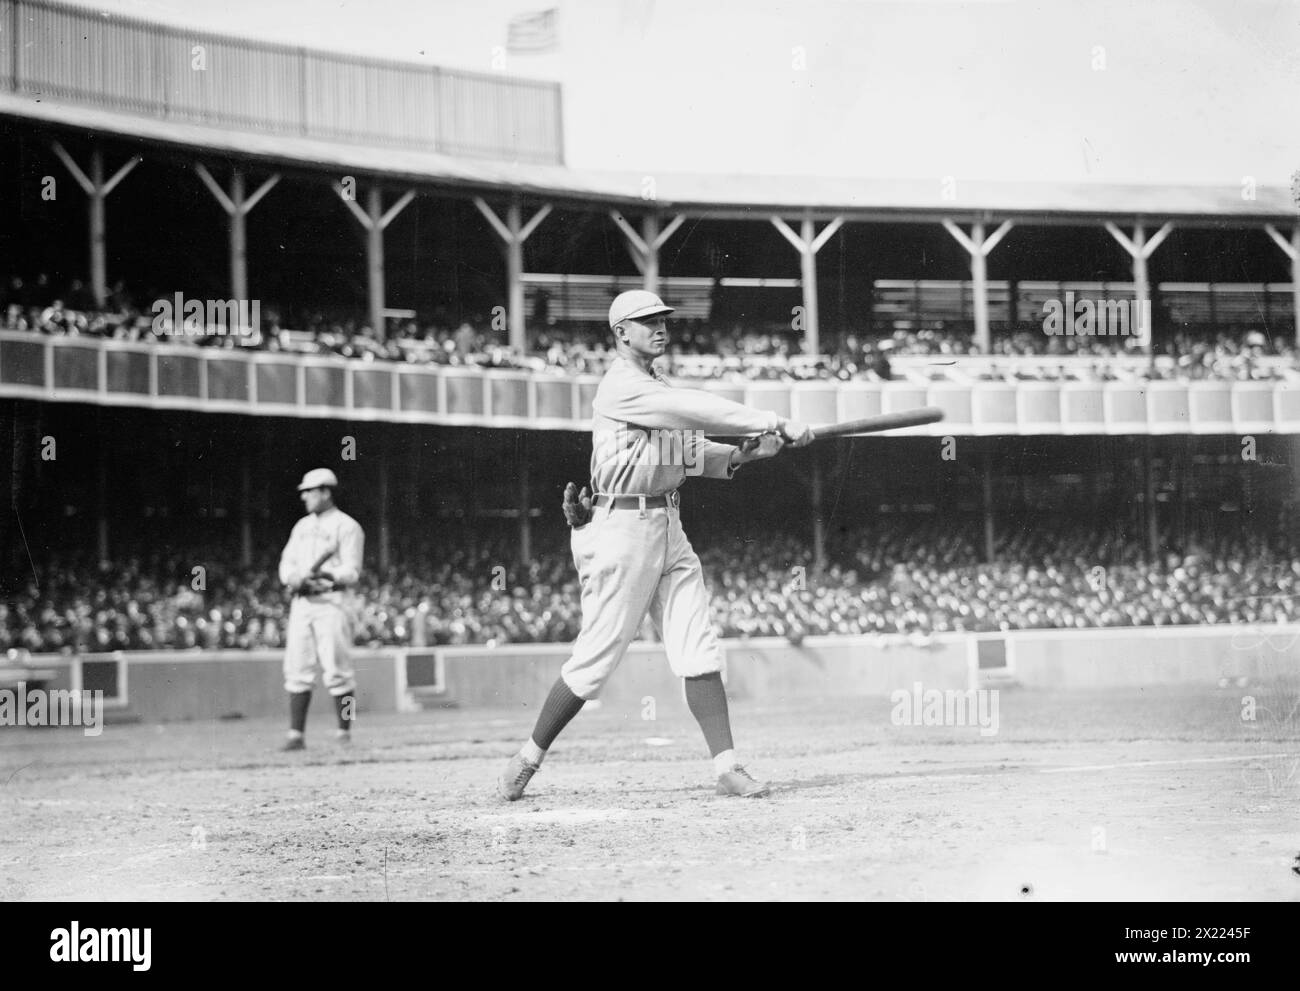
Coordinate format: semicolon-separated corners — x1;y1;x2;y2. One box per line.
1003;625;1300;688
438;636;971;709
9;625;1297;725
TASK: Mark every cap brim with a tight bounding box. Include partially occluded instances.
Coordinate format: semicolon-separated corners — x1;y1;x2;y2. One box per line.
613;304;675;326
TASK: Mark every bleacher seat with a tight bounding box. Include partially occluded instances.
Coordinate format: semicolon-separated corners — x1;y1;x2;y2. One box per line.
524;274;714;323
1158;283;1295;329
872;279;1012;330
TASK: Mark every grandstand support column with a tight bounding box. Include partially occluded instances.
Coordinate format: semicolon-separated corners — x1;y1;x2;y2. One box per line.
771;212;844;356
337;184;416;341
194;165;281;303
377;452;391;573
982;456;995;564
50;142;142;308
96;444;108;562
942;219;1013;354
474;196;553;352
609;210;686;292
239;453;252;568
518;456;531;564
1263;224;1300;347
1104;221;1173;353
1143;437;1159;560
810;459;825;573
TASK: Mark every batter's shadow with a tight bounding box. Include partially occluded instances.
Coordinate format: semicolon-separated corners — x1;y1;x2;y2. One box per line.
554;770;900;800
762;771;899;793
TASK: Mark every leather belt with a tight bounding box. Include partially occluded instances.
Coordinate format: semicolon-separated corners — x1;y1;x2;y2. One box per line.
593;490;680;510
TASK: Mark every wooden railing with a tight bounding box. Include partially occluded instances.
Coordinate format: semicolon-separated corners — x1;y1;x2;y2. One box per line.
3;330;1299;435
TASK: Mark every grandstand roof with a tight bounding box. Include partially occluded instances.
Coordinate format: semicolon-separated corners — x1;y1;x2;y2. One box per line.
4;92;1296;226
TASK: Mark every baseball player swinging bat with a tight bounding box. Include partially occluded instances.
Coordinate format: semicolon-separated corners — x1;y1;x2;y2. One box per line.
503;290;952;805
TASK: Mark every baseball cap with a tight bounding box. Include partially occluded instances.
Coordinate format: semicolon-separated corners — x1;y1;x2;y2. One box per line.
608;290;674;329
297;468;339;491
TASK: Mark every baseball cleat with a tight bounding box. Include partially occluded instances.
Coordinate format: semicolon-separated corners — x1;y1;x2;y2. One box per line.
498;751;541;801
716;765;770;798
335;730;352;745
281;736;306;752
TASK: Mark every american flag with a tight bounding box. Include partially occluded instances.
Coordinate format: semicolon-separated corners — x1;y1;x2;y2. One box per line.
507;9;559;53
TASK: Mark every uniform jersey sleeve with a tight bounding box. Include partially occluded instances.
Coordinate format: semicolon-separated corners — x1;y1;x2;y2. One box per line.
691;436;742;480
330;518;365;587
278;520;304;588
594;364;781;435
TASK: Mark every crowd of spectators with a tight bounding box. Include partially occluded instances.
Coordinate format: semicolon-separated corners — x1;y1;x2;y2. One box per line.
706;516;1300;639
866;326;1294;383
0;531;578;654
6;513;1299;655
5;274;1296;384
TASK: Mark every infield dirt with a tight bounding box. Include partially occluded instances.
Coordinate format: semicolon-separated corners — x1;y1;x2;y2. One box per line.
2;684;1297;901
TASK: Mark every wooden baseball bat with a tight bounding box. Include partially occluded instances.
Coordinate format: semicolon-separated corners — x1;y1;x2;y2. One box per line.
292;545;338;595
808;406;945;439
308;545;337;575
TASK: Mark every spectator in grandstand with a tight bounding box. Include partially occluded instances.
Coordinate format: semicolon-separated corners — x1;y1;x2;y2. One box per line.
1;276;25;311
871;341;894;380
454;321;478;357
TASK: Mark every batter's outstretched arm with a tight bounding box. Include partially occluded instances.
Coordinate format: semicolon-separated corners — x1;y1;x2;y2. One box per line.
594;375;783;436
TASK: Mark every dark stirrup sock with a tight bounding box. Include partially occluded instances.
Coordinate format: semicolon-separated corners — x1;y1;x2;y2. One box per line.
334;690;356;731
289;690;312;734
684;672;734;757
530;677;587;751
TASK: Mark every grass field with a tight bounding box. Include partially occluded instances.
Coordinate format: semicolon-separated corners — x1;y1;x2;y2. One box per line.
2;682;1298;901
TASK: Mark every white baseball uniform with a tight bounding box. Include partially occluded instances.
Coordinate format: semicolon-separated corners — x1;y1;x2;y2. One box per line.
278;507;365;696
560;356;782;699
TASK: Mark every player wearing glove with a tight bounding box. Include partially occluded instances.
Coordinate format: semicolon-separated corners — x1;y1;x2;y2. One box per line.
277;468;365;751
561;482;593;527
499;290;811;802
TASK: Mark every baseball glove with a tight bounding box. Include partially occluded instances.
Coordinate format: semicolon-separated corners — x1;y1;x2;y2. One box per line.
562;482;593;528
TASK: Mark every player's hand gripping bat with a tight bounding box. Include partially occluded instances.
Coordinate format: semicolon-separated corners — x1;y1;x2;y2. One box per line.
297;544;339;594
